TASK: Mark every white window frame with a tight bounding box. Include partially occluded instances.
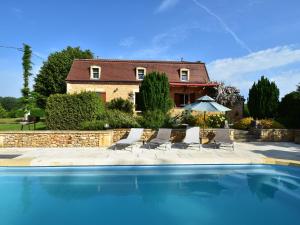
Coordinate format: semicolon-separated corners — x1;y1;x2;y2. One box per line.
90;65;101;80
136;67;146;80
180;68;190;82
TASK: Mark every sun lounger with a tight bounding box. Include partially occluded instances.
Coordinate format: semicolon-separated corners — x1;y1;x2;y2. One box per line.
182;127;201;150
148;128;172;150
115;128;144;150
212;129;234;150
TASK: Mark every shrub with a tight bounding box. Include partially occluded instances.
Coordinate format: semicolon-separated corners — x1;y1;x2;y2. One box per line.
195;114;207;127
106;98;134;114
233;117;254;130
206;114;226;128
179;111;196;126
46;92;104;130
278;91;300;128
259;119;285;129
139;72;173;113
30;107;45;118
248;76;279;119
80;120;107;130
98;110;140;128
138;110;167;129
0;104;7;118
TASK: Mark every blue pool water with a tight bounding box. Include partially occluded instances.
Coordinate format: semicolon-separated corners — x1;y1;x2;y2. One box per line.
0;165;299;225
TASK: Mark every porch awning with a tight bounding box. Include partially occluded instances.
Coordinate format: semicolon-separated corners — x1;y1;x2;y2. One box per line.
169;82;219;87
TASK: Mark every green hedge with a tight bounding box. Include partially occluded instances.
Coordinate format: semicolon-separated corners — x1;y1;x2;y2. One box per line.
97;109;140;128
46;92;104;130
80;120;107;130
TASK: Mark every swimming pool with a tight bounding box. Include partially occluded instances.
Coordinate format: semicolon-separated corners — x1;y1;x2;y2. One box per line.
0;165;299;225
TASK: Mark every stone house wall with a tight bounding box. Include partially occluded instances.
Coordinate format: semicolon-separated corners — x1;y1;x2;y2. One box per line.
67;82;140;102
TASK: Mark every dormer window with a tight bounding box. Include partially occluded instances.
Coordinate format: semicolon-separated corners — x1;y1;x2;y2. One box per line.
90;66;101;80
136;67;146;80
180;68;190;82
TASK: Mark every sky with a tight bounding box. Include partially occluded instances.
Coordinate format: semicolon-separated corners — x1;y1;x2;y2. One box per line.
0;0;300;99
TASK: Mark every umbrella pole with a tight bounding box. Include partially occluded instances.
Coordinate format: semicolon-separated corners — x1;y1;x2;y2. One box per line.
203;111;206;133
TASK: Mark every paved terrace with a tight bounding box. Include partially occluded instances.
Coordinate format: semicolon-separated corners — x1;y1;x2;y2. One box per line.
0;142;299;167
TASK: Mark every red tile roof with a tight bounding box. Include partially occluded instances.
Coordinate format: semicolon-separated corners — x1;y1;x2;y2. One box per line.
66;59;211;83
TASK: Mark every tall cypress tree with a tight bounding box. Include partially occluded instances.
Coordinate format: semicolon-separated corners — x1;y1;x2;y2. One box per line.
21;44;32;109
248;76;279;119
139;72;172;113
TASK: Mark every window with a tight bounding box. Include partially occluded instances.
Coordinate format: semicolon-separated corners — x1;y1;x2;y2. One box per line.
180;68;190;81
136;67;146;80
174;93;195;107
90;66;101;80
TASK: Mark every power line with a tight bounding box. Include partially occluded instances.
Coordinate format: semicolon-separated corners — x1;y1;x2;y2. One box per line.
0;44;45;60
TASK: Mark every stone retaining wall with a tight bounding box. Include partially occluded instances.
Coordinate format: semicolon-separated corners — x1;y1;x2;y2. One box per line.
0;129;297;148
0;131;113;148
254;129;295;142
113;128;234;144
0;129;234;148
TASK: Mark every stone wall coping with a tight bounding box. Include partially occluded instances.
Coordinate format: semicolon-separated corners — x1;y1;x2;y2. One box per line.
0;128;236;135
113;128;235;131
2;128;295;135
243;128;298;131
0;130;113;134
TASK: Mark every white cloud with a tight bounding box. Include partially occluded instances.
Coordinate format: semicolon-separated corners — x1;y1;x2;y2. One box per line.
271;70;300;97
207;45;300;98
155;0;180;13
119;36;135;47
192;0;252;53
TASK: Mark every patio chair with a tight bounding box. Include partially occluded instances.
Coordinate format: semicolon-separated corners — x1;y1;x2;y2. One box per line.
182;127;201;150
212;129;234;150
114;128;144;151
148;128;172;150
20;115;37;130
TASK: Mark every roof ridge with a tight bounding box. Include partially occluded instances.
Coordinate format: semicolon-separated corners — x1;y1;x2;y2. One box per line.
73;58;204;64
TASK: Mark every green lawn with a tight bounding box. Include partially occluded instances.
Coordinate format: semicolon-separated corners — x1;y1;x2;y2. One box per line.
0;118;47;131
0;118;21;124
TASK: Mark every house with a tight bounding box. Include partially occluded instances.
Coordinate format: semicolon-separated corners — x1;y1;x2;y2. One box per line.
66;59;218;111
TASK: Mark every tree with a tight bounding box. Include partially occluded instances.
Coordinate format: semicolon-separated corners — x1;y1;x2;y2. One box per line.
297;83;300;92
215;82;244;107
248;76;279;119
34;46;93;108
21;44;32;109
0;104;7;118
278;91;300;128
139;72;173;113
0;97;22;111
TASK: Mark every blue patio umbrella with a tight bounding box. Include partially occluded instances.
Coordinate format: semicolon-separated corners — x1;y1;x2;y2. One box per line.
184;95;231;112
184;95;231;127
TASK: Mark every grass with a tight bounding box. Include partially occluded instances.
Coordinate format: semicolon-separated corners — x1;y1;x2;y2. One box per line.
0;118;47;131
0;118;21;124
0;122;46;131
